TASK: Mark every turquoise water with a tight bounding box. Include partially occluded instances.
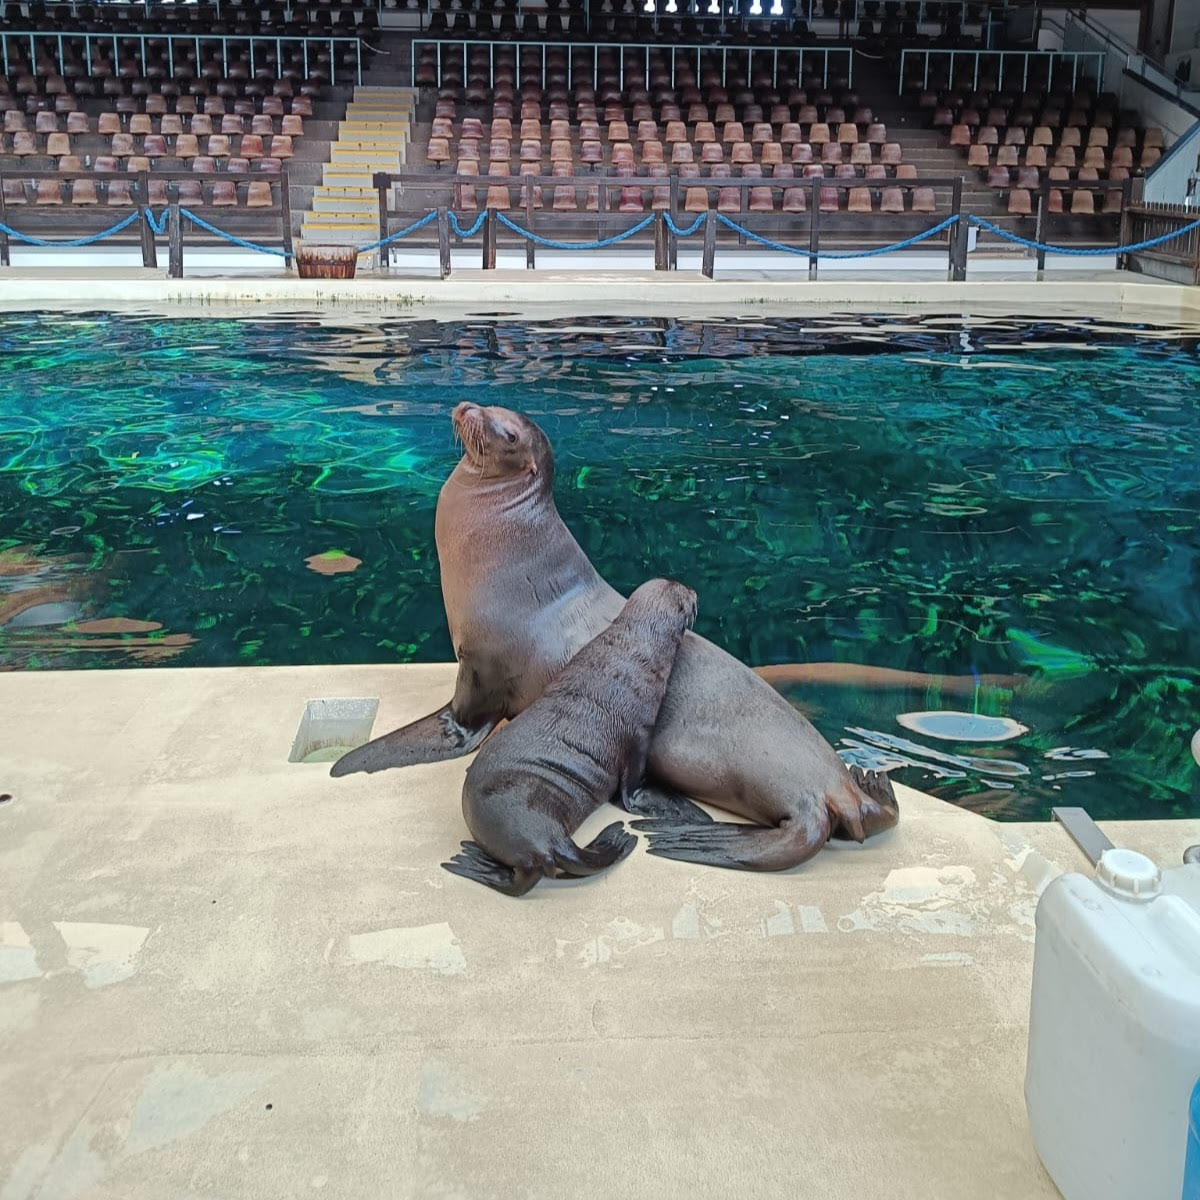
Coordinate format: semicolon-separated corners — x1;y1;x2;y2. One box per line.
2;310;1198;821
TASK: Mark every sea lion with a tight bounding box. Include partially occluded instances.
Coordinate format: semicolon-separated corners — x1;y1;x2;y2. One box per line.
442;577;697;897
332;403;898;872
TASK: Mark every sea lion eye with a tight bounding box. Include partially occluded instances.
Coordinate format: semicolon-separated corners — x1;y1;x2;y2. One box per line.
505;430;517;444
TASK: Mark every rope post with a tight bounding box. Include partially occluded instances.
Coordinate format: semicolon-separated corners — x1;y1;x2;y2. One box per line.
949;179;966;281
483;207;497;269
808;175;821;279
653;210;668;271
1033;178;1048;275
167;187;183;279
375;171;389;274
701;209;716;279
280;162;295;270
136;171;156;269
524;188;535;270
669;175;679;269
437;206;451;279
0;177;9;268
1117;178;1132;271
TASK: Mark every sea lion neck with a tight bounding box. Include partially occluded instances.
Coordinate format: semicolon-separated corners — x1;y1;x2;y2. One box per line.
444;455;552;506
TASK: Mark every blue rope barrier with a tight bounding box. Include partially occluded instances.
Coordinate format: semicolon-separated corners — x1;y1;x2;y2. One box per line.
664;211;706;238
355;208;439;254
495;210;655;249
448;209;488;238
144;207;169;236
968;213;1200;257
0;209;141;247
714;212;962;258
179;207;291;258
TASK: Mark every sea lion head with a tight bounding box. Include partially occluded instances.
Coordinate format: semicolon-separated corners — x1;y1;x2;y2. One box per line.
625;578;699;633
451;403;552;485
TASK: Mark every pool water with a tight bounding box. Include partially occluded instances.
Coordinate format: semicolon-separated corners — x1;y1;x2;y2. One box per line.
2;310;1198;821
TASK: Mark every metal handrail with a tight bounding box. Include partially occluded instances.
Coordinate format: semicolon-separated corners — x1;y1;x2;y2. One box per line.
0;29;365;85
802;0;997;25
412;38;855;90
2;0;385;15
899;48;1106;94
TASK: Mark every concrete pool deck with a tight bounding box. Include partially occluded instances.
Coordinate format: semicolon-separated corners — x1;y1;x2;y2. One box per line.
2;663;1198;1199
4;268;1200;328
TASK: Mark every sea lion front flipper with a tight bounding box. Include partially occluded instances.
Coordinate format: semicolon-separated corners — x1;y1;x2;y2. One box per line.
330;703;497;777
617;783;714;823
442;841;541;897
551;822;637;877
634;813;831;872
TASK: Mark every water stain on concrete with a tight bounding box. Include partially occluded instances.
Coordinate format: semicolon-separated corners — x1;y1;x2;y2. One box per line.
417;1059;486;1123
25;1119;105;1200
125;1062;266;1156
556;917;665;968
0;922;41;984
337;922;466;975
52;921;149;988
0;1140;57;1200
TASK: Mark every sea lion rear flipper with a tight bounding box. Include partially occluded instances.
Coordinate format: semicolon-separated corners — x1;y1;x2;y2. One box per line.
551;822;637;877
833;765;900;840
633;813;831;872
442;841;541;897
330;704;497;777
618;783;714;824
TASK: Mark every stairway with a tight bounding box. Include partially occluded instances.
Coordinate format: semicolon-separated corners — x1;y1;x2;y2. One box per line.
299;84;417;249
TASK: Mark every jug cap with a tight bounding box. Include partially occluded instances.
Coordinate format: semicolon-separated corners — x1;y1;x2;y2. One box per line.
1096;848;1162;901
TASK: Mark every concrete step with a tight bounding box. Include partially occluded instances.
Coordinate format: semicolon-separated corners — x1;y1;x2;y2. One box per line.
330;147;402;164
339;122;410;135
311;194;378;213
322;168;377;186
336;136;410;150
347;100;414;112
301;216;377;233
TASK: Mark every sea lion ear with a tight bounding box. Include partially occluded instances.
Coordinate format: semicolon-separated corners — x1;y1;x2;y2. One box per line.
529;462;538;476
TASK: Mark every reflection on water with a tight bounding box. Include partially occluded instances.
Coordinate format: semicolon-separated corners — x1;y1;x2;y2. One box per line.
1;311;1199;821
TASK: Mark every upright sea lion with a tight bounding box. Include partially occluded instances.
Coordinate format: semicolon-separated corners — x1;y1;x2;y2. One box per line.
332;403;898;871
442;577;697;897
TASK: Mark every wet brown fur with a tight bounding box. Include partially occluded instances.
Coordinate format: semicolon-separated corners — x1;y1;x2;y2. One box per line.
442;579;696;896
334;404;899;872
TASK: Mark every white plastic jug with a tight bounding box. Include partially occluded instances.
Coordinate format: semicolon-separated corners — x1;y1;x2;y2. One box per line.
1026;848;1200;1200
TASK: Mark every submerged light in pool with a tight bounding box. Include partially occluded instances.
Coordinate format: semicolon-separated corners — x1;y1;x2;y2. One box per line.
0;311;1198;822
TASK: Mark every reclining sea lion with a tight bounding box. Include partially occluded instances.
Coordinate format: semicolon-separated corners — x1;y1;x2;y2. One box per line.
333;403;897;871
442;577;696;897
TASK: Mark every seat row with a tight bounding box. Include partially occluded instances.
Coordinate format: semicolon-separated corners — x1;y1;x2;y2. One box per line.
985;164;1130;190
0;89;316;120
1;175;278;207
0;131;297;159
4;110;305;136
1004;186;1123;217
947;121;1160;149
446;157;919;183
932;102;1125;131
1;152;286;174
961;141;1159;174
432;114;890;145
11;0;374;27
428;131;903;165
1;69;326;100
456;177;940;215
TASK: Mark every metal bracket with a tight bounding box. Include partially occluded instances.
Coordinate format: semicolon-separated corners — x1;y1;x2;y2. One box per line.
1052;806;1115;867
